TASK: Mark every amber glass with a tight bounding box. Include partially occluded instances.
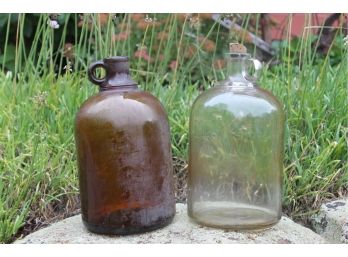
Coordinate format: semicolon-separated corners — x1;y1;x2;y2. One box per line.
187;52;285;230
75;57;175;235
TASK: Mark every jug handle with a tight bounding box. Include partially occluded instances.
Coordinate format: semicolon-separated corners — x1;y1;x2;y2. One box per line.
248;58;262;81
88;60;107;86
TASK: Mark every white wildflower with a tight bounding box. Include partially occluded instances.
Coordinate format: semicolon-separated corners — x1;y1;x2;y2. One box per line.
63;61;73;72
48;19;60;29
32;91;48;106
344;35;348;46
5;71;12;79
144;14;157;23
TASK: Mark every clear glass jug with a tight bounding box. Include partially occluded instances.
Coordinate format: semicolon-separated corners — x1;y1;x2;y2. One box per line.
187;43;285;230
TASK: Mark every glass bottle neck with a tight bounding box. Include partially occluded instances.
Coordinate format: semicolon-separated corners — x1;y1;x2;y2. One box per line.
226;56;249;82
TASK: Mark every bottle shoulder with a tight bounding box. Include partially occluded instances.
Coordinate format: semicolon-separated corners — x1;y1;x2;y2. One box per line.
192;84;283;111
190;84;284;120
76;89;168;125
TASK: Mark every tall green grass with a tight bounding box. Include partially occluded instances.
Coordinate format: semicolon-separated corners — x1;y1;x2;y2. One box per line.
0;14;347;243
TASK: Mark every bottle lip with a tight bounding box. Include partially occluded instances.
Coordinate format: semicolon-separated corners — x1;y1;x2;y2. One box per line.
224;52;251;59
103;56;129;63
99;84;138;92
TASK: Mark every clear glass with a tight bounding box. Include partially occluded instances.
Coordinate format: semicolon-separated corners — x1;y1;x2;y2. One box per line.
187;53;285;230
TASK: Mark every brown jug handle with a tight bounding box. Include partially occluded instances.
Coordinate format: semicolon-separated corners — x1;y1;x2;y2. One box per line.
88;60;107;86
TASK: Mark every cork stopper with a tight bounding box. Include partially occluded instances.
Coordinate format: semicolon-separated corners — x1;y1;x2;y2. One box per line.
229;43;247;54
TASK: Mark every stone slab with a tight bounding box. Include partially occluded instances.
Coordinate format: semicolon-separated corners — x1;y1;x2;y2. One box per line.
311;199;348;243
16;204;326;244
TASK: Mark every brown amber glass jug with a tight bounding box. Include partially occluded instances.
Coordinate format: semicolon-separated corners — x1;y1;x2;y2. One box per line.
75;56;175;235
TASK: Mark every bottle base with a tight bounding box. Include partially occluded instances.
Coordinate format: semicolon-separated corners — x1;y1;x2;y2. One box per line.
188;201;280;231
82;215;175;235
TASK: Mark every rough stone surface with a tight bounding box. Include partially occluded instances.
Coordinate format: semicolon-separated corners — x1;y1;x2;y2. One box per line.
311;199;348;243
16;204;326;244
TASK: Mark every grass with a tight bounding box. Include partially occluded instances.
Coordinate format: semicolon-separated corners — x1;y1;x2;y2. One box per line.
0;13;347;243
